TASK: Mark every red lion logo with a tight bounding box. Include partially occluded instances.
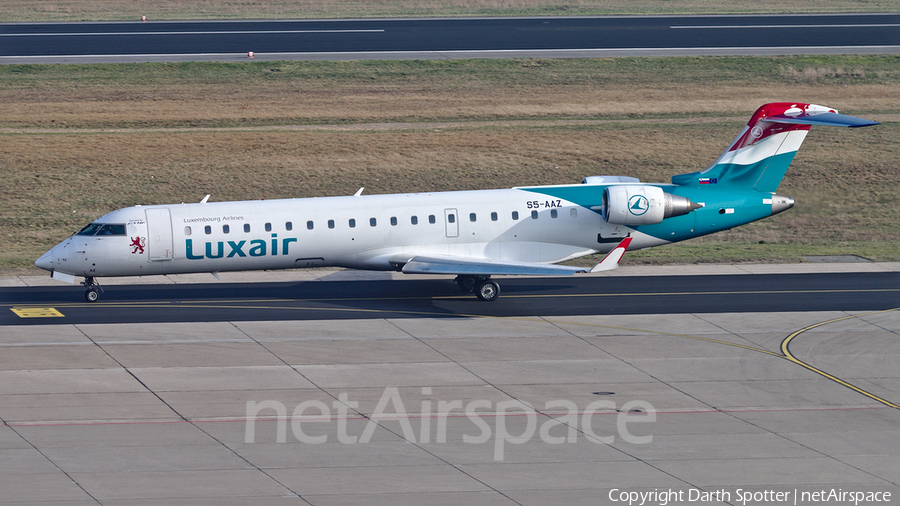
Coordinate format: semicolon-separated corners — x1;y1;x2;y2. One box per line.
130;236;146;254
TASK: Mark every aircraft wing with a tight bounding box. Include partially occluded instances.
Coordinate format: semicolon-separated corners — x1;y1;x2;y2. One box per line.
395;237;631;276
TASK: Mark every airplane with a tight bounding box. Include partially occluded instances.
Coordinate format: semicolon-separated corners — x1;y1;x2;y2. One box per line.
34;102;878;302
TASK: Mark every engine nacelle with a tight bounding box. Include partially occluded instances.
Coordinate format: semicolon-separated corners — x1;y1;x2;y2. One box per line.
602;185;703;225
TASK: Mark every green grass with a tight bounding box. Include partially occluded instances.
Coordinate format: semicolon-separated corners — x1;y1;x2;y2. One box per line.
5;55;899;89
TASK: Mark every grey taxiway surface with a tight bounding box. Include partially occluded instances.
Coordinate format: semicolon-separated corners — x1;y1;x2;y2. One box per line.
3;14;899;65
2;263;899;505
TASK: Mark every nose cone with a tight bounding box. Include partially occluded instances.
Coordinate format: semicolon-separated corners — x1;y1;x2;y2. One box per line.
35;249;53;271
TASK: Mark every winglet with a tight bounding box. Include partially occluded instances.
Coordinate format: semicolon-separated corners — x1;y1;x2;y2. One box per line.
589;237;632;273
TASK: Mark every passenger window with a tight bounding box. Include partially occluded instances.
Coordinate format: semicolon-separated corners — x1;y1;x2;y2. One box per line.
307;220;314;230
512;211;519;220
184;226;192;236
223;224;230;233
205;225;212;235
265;223;272;232
411;216;418;225
370;218;377;227
531;211;538;220
550;209;558;219
285;222;293;231
390;217;398;226
328;219;335;229
570;208;577;218
469;213;476;222
448;214;455;224
429;215;436;224
244;224;251;233
349;219;356;228
491;212;498;221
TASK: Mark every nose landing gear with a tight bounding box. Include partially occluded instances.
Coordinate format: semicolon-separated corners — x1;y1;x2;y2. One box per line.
81;277;103;302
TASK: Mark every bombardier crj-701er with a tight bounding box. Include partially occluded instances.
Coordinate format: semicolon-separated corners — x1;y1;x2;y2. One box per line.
36;103;878;302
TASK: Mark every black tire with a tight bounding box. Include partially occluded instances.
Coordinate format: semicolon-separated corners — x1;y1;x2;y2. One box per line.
475;280;500;301
85;288;100;302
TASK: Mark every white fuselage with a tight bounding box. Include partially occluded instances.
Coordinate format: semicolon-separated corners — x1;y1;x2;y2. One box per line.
40;185;662;279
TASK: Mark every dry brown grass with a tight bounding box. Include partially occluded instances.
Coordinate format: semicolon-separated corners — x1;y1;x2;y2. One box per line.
5;83;896;129
3;60;895;129
2;0;898;21
2;57;898;272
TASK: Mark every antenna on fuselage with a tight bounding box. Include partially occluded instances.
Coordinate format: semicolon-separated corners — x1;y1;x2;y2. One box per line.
200;194;211;204
353;187;364;197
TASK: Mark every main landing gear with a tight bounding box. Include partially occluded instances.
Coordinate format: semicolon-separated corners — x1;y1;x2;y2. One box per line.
455;275;501;301
81;277;103;302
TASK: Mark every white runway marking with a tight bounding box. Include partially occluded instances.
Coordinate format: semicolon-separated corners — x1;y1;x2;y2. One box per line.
0;29;385;37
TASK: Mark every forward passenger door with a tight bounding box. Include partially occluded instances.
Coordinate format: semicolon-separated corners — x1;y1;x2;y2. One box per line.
145;208;174;260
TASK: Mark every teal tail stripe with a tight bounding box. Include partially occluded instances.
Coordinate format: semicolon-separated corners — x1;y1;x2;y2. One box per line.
671;150;798;193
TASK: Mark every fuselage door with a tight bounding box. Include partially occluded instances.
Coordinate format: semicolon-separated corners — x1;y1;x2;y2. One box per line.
444;208;459;238
145;208;174;261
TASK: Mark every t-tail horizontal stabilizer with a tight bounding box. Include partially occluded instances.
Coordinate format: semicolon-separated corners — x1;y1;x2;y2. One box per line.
765;111;879;128
672;103;879;192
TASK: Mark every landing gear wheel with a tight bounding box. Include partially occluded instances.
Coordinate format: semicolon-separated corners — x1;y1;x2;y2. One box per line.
81;276;102;302
85;288;100;302
475;280;500;301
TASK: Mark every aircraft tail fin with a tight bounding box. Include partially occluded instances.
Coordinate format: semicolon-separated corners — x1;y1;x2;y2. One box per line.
672;103;879;192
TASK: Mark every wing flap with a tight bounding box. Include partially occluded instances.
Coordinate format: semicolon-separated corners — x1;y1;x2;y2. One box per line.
396;238;631;276
399;256;589;276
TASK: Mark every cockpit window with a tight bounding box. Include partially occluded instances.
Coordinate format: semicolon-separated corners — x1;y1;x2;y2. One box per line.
77;223;104;236
77;223;126;236
98;224;126;235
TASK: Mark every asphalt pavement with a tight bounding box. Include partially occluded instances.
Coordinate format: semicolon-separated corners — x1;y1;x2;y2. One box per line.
3;14;899;63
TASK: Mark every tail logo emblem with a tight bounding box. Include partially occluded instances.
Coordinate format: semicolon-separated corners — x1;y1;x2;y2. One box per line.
628;195;650;216
750;126;764;139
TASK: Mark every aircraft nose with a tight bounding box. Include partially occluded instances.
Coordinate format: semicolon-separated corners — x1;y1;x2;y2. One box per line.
35;249;53;271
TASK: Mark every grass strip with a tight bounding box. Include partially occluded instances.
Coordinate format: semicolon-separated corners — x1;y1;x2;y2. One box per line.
2;56;898;272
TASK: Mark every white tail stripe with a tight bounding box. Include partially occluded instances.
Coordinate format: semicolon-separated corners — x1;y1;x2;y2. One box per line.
716;131;807;166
